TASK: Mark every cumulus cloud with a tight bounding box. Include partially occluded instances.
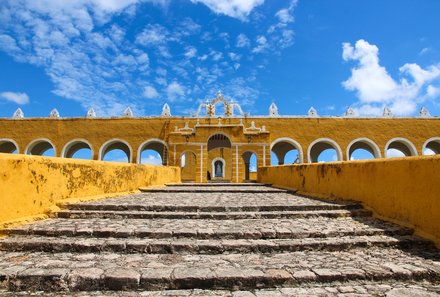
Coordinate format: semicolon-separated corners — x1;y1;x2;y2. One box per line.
143;86;159;99
191;0;264;20
0;91;29;104
342;39;440;116
236;33;250;48
166;82;185;101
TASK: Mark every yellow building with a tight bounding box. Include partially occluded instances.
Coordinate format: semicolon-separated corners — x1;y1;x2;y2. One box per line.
1;92;440;183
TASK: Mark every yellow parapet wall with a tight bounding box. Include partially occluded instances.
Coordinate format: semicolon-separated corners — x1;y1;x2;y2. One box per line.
258;155;440;246
0;153;180;227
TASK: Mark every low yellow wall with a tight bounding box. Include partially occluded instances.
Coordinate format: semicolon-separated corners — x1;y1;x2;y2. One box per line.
258;156;440;246
0;153;180;227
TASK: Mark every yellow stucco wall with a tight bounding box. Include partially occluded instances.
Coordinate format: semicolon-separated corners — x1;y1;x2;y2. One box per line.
0;153;180;227
257;156;440;246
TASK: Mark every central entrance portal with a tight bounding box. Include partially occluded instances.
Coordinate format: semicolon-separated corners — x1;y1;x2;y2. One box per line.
207;133;232;181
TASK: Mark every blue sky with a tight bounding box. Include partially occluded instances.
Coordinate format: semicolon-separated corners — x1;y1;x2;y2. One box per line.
1;0;440;119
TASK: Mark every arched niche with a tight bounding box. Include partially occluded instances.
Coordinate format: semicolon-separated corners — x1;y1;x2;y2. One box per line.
212;157;226;178
385;138;417;158
346;138;381;160
270;137;303;165
137;139;168;165
99;139;132;163
308;138;343;163
0;139;19;154
62;139;93;159
26;138;56;156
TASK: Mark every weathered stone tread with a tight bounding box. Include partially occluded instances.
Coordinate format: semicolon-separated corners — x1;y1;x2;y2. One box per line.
55;209;371;220
0;235;428;254
0;247;439;291
4;217;412;239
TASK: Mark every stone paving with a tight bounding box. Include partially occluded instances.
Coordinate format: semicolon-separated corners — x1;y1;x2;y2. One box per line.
0;183;439;295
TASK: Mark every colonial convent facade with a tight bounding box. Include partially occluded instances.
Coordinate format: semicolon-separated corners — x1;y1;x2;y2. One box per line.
1;92;439;183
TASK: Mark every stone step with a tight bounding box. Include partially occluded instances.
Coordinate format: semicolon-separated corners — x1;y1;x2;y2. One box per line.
0;235;429;254
55;209;371;220
0;247;438;292
5;217;413;240
139;187;286;193
60;203;363;212
2;280;440;296
59;191;355;213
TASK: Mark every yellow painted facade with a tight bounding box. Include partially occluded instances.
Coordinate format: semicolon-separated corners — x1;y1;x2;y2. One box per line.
0;153;180;228
257;155;440;247
1;95;440;183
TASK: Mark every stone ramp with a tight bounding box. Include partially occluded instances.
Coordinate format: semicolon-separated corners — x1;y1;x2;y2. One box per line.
0;184;439;294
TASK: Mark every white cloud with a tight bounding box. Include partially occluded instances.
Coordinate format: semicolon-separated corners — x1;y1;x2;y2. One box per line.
342;39;440;116
236;33;250;48
136;24;168;46
166;81;185;101
143;86;159;99
252;35;268;53
386;149;406;158
191;0;264;20
0;91;29;104
184;47;197;59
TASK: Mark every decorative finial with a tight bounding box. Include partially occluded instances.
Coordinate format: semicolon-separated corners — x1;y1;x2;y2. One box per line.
419;107;431;118
86;108;96;118
12;108;24;119
383;106;393;118
123;107;133;117
49;108;60;118
217;90;222;98
308;107;318;117
345;107;355;117
269;102;279;117
161;103;171;117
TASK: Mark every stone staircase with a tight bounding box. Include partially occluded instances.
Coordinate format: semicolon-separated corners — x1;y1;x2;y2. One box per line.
0;184;439;296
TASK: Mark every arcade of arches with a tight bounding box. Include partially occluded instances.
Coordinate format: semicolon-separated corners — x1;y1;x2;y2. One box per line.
1;95;440;183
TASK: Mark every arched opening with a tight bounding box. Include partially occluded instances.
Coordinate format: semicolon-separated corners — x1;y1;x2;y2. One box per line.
347;138;381;160
207;133;232;181
181;151;197;182
308;138;342;163
137;139;168;165
270;138;303;165
242;151;257;181
0;139;19;154
62;139;93;159
26;139;55;157
423;138;440;155
99;139;131;163
385;138;417;158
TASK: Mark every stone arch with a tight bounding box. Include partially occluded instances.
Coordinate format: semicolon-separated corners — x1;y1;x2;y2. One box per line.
25;138;56;156
61;139;93;159
181;150;197;182
99;138;132;162
212;157;226;178
308;138;343;163
270;137;304;164
385;137;418;157
346;138;381;160
207;133;232;151
137;139;168;165
422;137;440;155
0;138;19;154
